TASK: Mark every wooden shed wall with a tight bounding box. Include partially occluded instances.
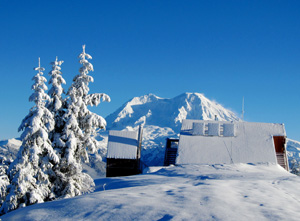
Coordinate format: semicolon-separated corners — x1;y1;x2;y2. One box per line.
106;158;141;177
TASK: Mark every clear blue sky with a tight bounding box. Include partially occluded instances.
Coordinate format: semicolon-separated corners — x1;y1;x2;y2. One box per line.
0;0;300;140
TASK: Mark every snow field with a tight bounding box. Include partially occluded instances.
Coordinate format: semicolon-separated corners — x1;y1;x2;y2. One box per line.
2;164;300;220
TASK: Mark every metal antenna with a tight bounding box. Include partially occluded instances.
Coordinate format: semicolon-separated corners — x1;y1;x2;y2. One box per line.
242;96;245;121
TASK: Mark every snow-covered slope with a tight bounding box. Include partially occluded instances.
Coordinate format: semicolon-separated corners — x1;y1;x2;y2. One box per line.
2;164;300;220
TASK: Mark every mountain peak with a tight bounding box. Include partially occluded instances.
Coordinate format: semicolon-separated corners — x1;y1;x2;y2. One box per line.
106;93;240;132
129;93;163;104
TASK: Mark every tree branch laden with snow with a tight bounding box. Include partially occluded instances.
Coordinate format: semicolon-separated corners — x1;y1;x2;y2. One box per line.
54;45;110;198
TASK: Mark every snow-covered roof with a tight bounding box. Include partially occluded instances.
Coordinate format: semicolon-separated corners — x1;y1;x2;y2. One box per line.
176;120;286;165
107;130;138;159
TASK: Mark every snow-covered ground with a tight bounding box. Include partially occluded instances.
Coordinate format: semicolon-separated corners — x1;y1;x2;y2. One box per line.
2;163;300;220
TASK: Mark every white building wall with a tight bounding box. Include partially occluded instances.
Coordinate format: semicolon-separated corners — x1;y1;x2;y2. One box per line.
176;120;286;165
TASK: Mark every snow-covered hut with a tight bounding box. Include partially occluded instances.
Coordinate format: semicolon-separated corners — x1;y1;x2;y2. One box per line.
176;120;289;170
106;126;143;177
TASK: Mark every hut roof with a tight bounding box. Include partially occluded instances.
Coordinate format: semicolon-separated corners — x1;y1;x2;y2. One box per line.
107;130;138;159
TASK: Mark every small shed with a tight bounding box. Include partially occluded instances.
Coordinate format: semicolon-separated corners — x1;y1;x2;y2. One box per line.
106;126;143;177
176;120;289;170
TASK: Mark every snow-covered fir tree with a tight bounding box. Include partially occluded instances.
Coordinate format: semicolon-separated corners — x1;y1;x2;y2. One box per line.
0;156;12;208
47;57;66;149
54;45;110;198
0;58;59;214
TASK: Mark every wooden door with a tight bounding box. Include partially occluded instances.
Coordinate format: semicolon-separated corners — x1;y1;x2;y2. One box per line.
273;136;288;171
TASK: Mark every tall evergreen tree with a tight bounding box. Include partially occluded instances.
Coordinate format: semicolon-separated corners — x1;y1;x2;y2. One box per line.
55;45;110;198
0;58;59;214
47;57;66;149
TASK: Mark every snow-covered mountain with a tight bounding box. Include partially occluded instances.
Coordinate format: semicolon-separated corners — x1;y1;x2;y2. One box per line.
106;92;240;131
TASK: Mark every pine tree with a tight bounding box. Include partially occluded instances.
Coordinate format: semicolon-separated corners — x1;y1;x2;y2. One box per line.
0;58;59;214
47;56;66;149
0;156;11;208
55;45;110;198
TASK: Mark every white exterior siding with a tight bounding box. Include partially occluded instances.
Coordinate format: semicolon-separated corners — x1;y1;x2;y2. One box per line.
176;120;286;165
